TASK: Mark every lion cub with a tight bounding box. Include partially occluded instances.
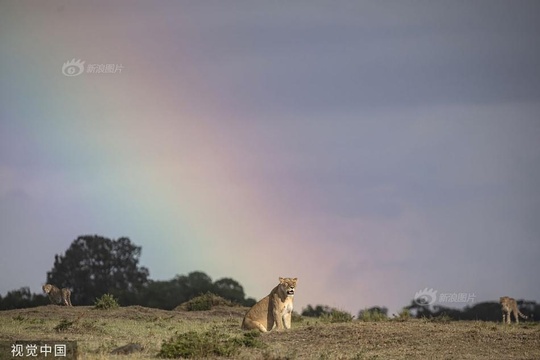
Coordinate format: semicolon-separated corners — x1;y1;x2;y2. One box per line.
500;296;527;324
242;277;297;332
43;284;72;306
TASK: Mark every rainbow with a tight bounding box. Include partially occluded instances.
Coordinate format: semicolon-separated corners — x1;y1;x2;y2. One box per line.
2;9;310;305
1;2;406;315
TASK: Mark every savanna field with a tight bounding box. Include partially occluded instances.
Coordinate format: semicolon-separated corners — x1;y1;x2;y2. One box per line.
1;299;539;360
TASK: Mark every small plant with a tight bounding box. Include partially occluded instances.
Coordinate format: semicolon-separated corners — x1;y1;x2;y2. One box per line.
94;294;119;310
54;319;75;332
321;309;353;323
158;328;262;358
13;315;26;322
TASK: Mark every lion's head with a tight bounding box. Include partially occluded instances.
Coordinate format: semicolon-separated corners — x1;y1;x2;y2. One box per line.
279;277;297;297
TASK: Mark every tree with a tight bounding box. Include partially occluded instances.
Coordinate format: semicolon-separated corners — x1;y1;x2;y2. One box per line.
138;271;214;309
302;304;333;317
0;287;48;310
136;271;255;309
46;235;149;305
405;299;435;318
212;278;245;304
139;278;187;310
179;271;214;299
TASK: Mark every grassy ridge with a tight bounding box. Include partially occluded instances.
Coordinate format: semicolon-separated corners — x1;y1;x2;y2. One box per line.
0;305;539;359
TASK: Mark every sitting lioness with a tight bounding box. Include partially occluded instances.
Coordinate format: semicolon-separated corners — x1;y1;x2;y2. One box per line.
242;277;297;332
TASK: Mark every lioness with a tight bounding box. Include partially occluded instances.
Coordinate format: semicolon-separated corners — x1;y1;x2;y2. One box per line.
43;284;72;306
242;277;297;332
500;296;527;324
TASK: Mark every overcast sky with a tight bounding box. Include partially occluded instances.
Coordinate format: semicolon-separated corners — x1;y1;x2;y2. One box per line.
1;1;539;315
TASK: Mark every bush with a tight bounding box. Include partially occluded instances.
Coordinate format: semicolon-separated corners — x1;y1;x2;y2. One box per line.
393;309;411;322
94;294;119;310
158;329;263;358
358;308;388;322
321;309;353;323
186;293;213;311
176;292;235;311
233;330;264;348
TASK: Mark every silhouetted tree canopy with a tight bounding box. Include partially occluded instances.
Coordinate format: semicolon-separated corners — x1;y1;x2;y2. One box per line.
0;232;256;310
405;298;538;322
3;233;538;315
302;304;334;317
46;235;149;305
213;278;246;304
405;299;436;318
0;287;48;310
138;277;188;310
137;273;251;310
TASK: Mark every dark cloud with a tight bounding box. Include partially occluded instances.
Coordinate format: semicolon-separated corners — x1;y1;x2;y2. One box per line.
171;1;540;113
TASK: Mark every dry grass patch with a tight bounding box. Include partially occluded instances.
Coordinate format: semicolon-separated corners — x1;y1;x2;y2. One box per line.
1;306;539;359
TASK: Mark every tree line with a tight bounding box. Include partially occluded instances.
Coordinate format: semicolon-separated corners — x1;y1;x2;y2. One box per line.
1;235;538;322
0;235;256;310
301;301;539;322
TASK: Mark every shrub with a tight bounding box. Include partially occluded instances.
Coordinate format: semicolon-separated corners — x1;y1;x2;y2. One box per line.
233;330;264;348
157;329;263;358
94;294;119;310
392;309;411;322
176;292;234;311
186;293;213;311
321;309;353;323
358;308;388;322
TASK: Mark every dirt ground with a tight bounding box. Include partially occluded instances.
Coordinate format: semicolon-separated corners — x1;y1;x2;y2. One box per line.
1;305;539;359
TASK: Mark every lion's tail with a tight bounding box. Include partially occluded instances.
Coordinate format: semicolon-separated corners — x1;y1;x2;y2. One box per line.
518;310;528;319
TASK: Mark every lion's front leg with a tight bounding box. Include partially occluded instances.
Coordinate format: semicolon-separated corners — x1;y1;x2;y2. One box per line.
272;303;284;330
273;309;284;330
283;312;292;329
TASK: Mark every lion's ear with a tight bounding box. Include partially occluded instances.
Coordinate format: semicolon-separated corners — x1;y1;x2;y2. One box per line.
279;277;284;283
293;278;297;282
